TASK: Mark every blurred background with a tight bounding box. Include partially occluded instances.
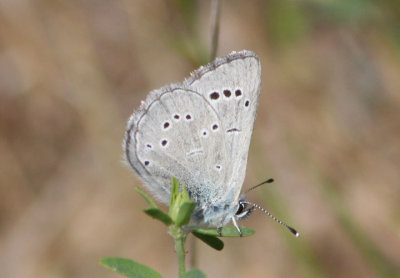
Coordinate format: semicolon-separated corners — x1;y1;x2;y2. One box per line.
1;0;399;277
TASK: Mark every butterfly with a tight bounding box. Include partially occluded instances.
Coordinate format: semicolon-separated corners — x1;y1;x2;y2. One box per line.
124;50;298;237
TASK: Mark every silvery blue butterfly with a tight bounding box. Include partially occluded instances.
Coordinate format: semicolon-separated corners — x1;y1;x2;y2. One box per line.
124;50;299;237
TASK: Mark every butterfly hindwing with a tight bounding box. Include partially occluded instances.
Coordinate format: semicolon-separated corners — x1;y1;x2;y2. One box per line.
125;87;229;205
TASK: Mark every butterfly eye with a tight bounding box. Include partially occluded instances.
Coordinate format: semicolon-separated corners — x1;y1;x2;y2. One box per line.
236;203;246;215
236;202;255;220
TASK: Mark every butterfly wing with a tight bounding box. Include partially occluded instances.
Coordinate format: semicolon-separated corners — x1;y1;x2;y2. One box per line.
124;86;229;205
185;50;261;202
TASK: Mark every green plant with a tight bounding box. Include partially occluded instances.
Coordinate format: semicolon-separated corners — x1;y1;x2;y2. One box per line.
100;177;255;278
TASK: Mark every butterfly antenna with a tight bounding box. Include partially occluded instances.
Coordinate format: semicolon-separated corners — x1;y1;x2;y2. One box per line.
244;178;274;194
242;201;300;237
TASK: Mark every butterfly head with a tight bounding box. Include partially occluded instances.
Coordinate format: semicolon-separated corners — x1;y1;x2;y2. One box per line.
235;194;255;220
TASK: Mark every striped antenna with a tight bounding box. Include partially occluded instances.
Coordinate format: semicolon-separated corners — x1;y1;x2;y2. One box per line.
242;201;300;237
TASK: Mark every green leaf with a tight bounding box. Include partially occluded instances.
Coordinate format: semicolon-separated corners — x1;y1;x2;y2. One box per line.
99;257;162;278
175;201;196;226
169;178;195;226
144;208;173;226
169;177;180;208
193;226;255;237
180;179;191;200
136;187;157;208
183;269;207;278
192;231;224;251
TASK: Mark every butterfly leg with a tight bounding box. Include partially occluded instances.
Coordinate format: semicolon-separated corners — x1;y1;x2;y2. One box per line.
231;216;242;237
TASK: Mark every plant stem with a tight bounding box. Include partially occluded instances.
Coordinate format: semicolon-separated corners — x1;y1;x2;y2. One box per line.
188;235;197;269
170;225;188;277
209;0;221;61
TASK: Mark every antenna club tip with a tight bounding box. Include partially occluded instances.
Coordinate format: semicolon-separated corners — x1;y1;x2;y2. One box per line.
288;226;300;238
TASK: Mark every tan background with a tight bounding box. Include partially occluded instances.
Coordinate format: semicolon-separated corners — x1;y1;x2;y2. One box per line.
1;0;399;277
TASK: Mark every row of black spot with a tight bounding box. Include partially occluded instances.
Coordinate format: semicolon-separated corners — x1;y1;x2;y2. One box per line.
162;117;219;132
209;89;250;108
162;113;193;130
172;113;192;120
210;89;242;100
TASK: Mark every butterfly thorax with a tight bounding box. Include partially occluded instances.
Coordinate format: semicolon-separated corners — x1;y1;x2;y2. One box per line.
189;189;239;228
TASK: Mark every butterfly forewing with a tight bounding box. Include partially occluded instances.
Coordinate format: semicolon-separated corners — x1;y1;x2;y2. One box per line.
185;51;261;201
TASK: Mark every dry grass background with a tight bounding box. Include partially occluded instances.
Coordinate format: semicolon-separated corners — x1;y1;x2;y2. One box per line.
1;0;400;277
